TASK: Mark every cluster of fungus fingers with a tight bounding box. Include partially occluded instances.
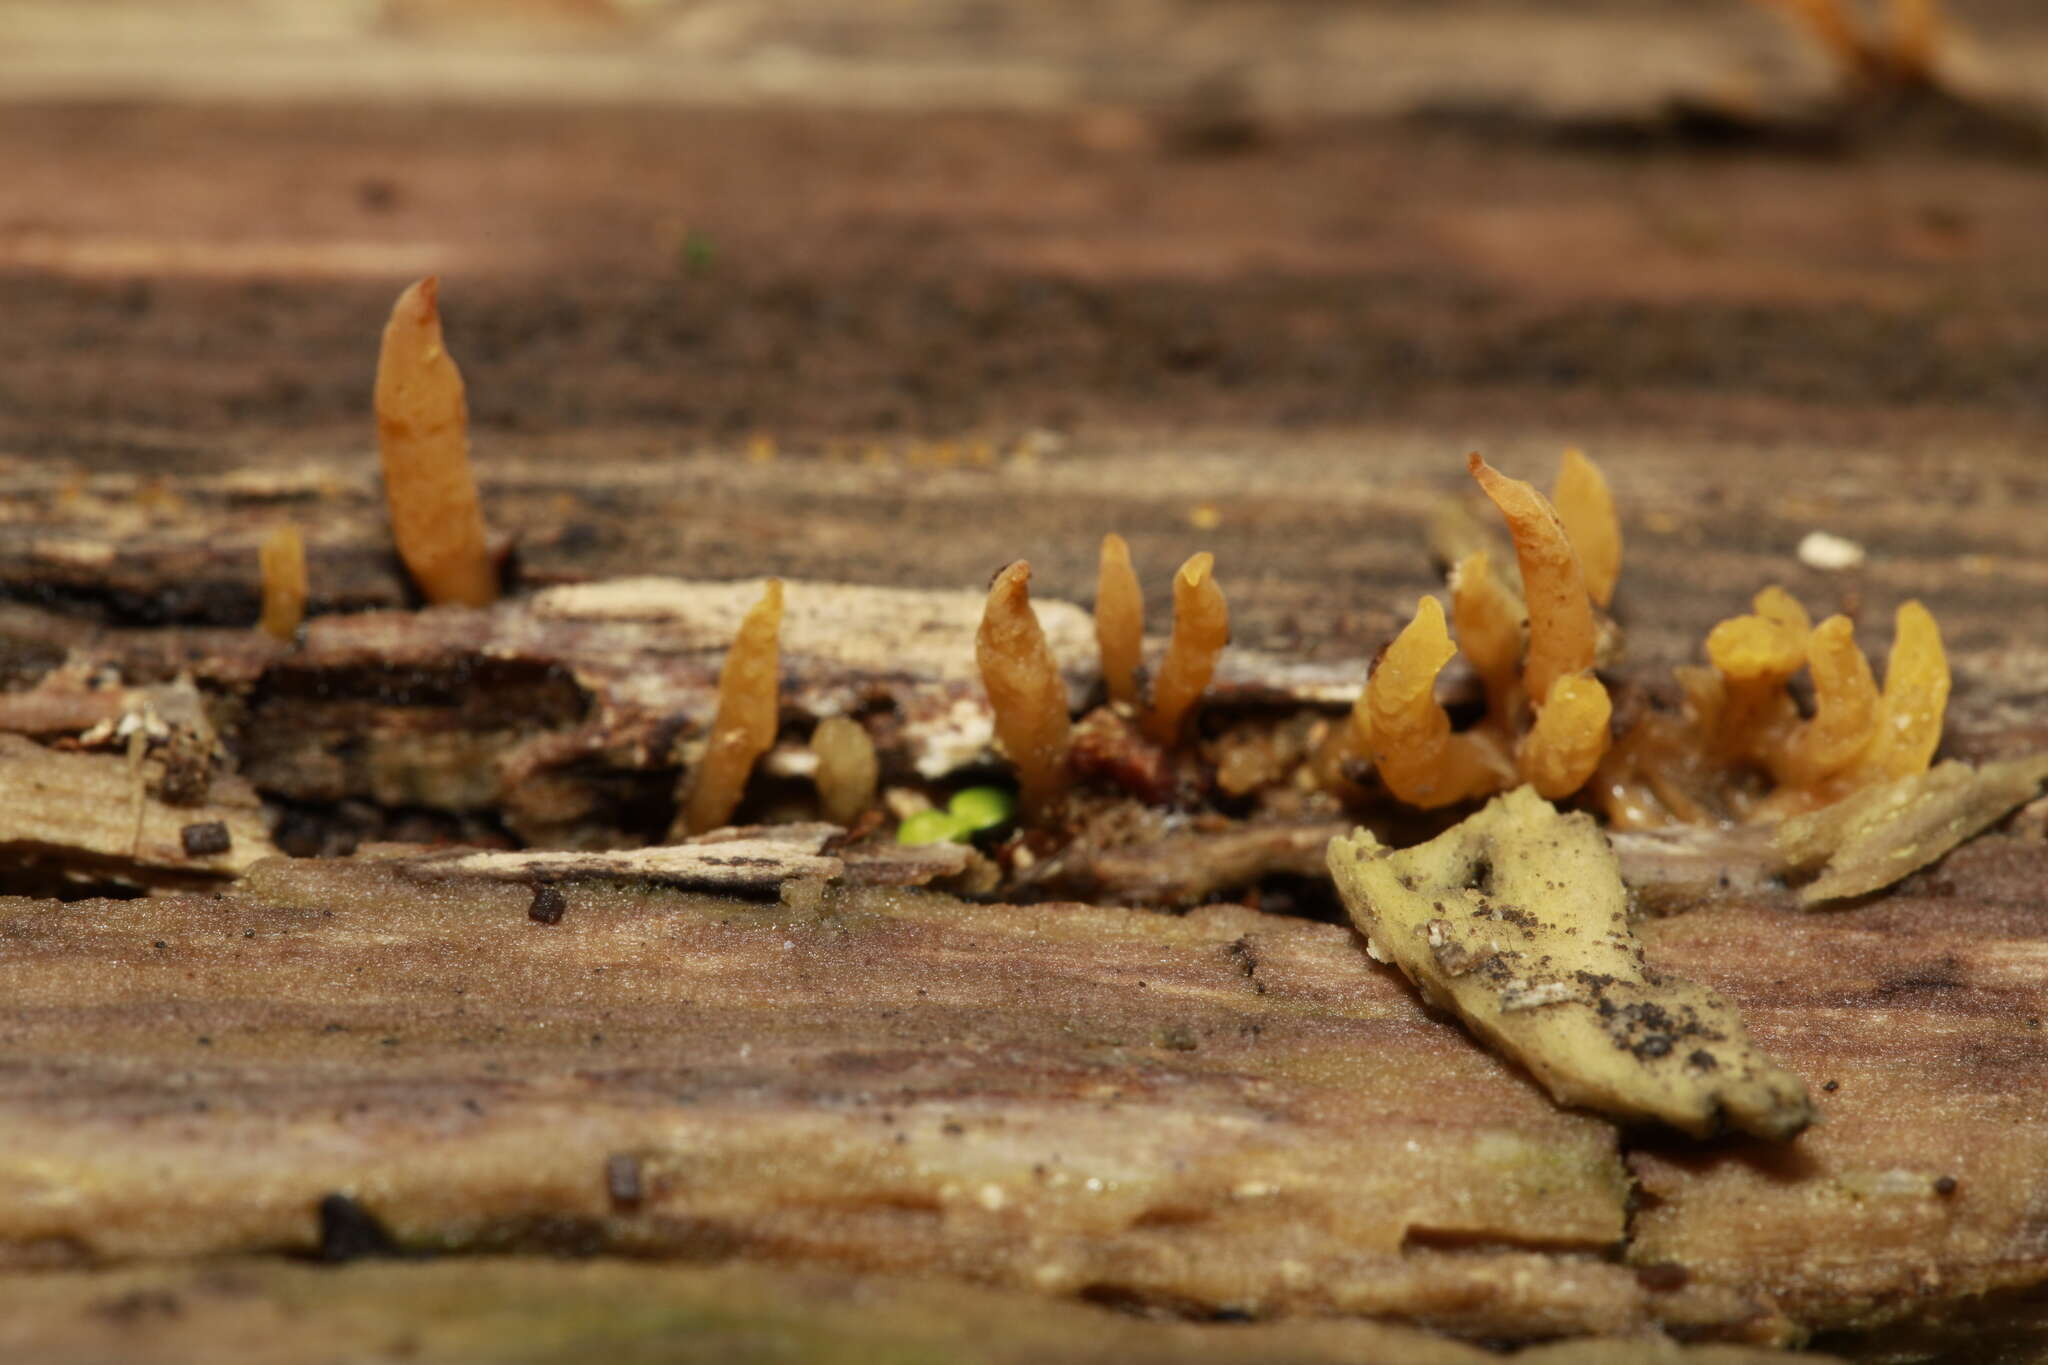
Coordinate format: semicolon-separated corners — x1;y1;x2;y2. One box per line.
1330;451;1619;808
374;277;498;609
674;579;786;838
1598;587;1951;827
975;562;1073;823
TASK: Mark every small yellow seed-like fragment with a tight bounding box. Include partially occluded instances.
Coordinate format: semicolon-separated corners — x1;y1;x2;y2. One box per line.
677;580;785;836
1552;448;1622;609
811;715;879;827
258;523;307;643
1368;596;1511;809
1468;453;1596;711
1142;552;1229;746
1094;533;1144;709
976;562;1073;821
1517;672;1613;799
374;277;497;608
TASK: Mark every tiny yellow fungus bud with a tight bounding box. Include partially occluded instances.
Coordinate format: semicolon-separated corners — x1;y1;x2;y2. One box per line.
1450;549;1523;723
678;579;784;836
1552;448;1622;609
1368;596;1511;808
1861;600;1948;780
1704;586;1808;764
1774;615;1879;788
811;715;879;827
975;561;1072;822
1094;533;1144;709
374;277;496;608
258;523;307;643
1517;672;1613;800
1468;453;1596;712
1142;552;1229;746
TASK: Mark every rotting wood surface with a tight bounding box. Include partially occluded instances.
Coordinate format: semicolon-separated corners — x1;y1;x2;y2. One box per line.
4;846;2048;1348
3;94;2048;1361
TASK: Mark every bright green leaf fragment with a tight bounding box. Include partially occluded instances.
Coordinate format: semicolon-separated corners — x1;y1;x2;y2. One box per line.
897;810;971;846
947;785;1017;832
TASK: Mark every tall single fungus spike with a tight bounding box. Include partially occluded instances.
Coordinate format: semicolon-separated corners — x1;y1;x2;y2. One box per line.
1863;600;1948;780
1369;596;1511;809
1142;552;1229;746
258;523;307;643
374;277;497;608
1552;449;1621;610
677;579;785;837
1774;615;1880;789
1450;549;1523;724
976;561;1072;821
1094;533;1144;709
1468;454;1596;712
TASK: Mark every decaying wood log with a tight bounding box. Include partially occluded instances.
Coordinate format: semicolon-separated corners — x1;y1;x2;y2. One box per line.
0;1258;1821;1365
0;578;1364;858
3;840;2047;1349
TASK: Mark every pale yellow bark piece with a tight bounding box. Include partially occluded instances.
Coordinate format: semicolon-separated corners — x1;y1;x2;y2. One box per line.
374;277;496;608
1778;754;2048;904
1328;787;1814;1140
1142;552;1229;746
678;580;785;836
1094;533;1144;709
975;562;1072;821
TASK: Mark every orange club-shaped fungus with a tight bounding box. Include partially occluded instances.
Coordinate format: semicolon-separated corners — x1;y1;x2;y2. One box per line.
1141;552;1230;746
374;277;497;608
676;579;786;837
976;561;1073;822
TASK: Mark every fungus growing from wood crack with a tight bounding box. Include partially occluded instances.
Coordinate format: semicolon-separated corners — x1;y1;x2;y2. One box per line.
1094;532;1145;710
258;523;307;642
1332;452;1615;806
975;561;1072;822
811;715;879;827
373;277;496;608
1599;588;1951;828
1141;552;1230;746
675;579;784;837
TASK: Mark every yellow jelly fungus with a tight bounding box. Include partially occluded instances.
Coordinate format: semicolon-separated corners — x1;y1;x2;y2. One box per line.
1518;672;1614;800
1368;596;1511;808
1468;453;1597;711
1552;448;1622;610
1142;552;1229;746
1451;549;1524;725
